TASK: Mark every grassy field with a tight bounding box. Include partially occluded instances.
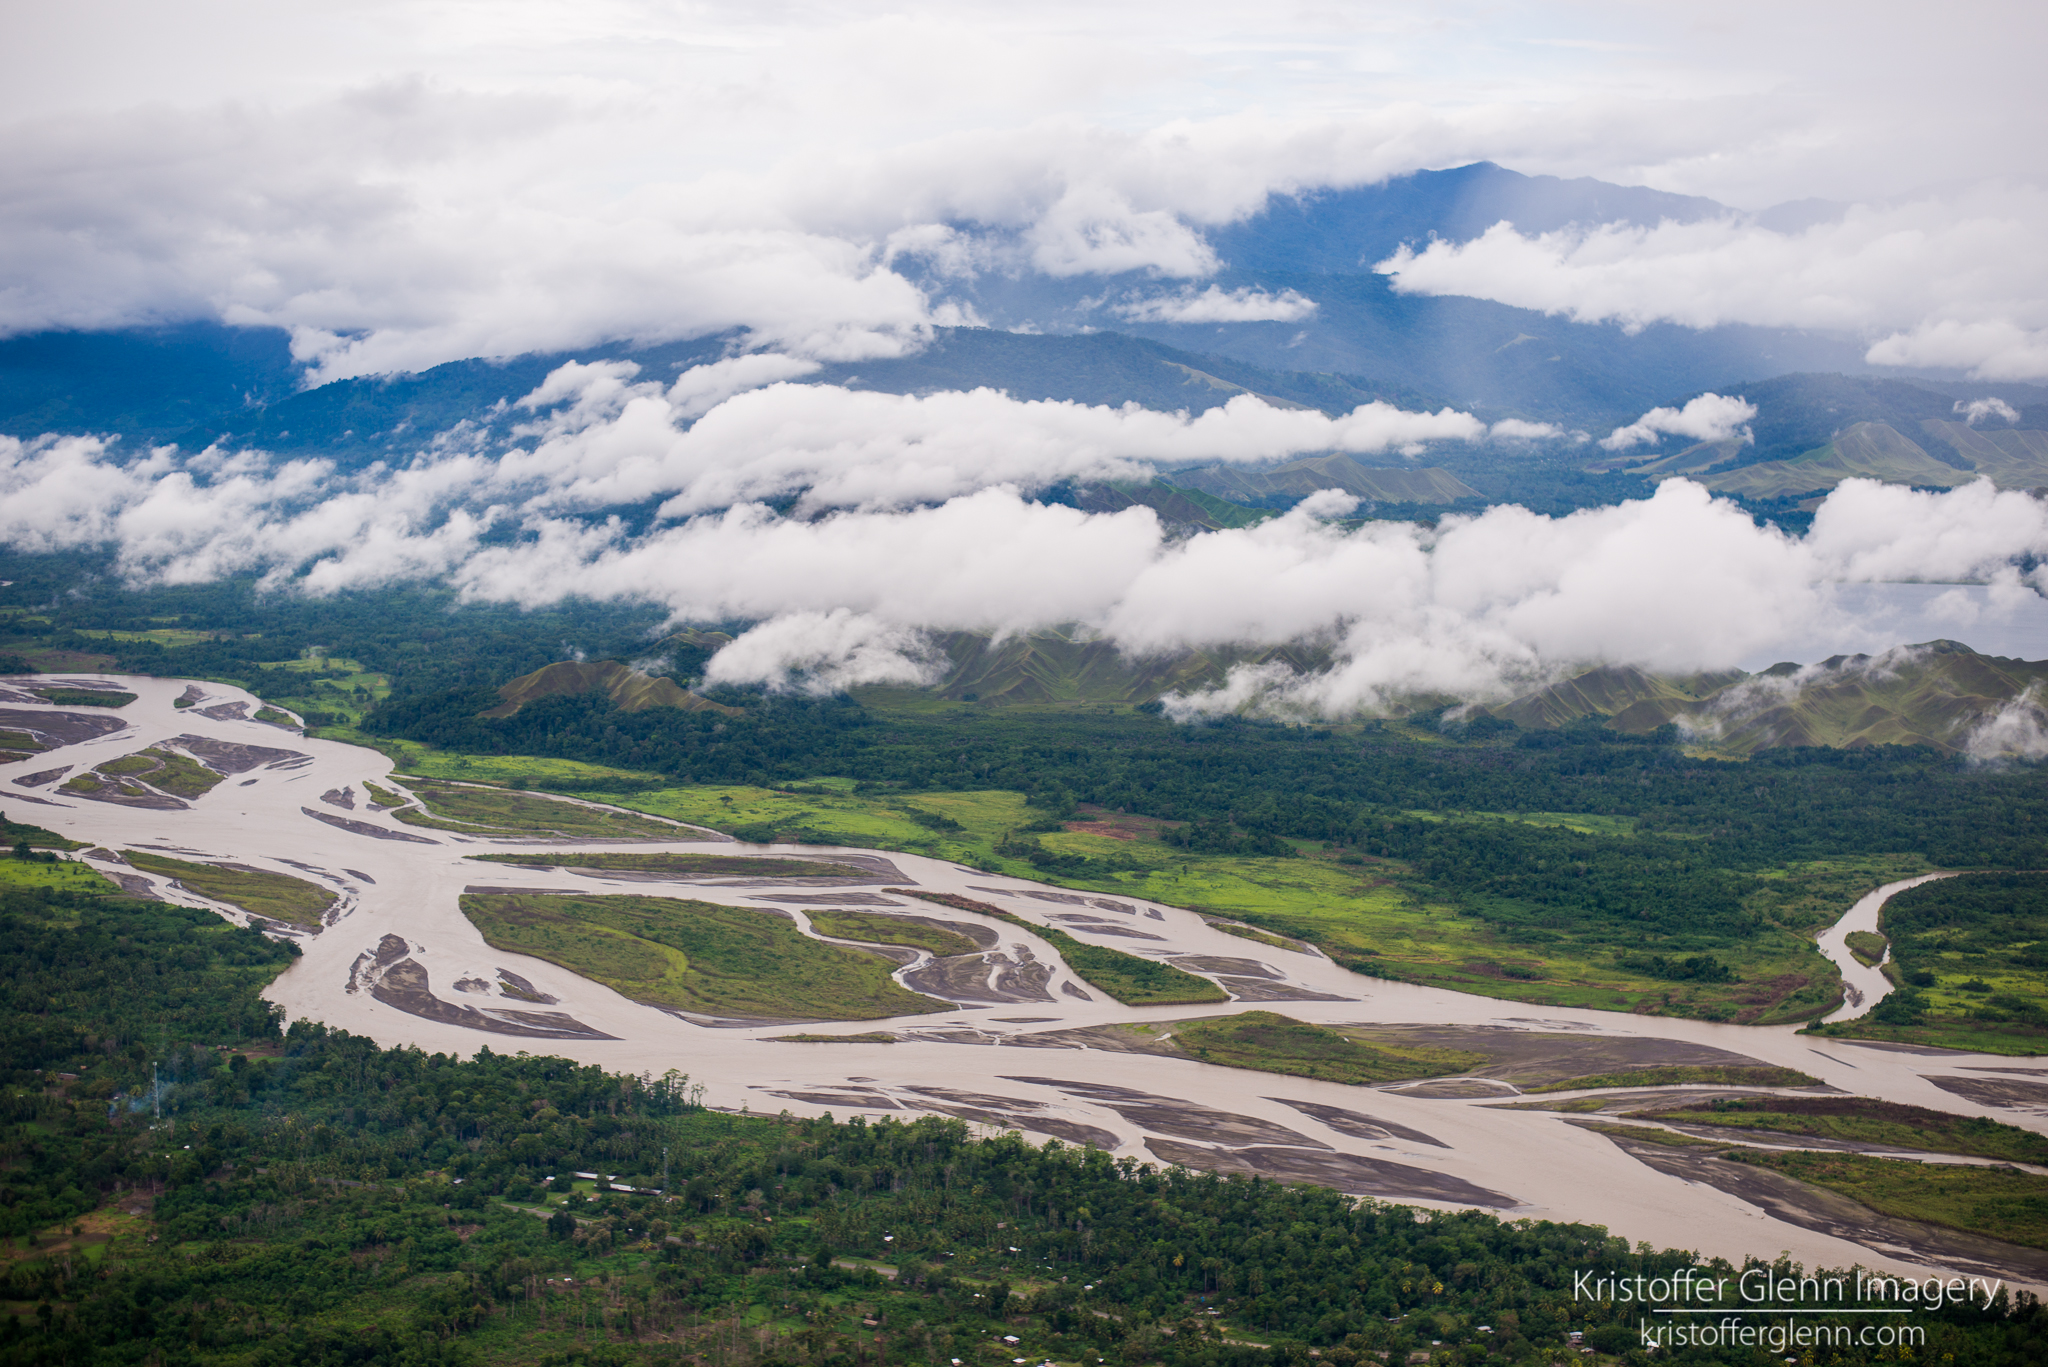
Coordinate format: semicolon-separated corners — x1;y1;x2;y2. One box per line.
1523;1066;1821;1094
458;891;954;1020
0;856;122;893
296;742;1936;1025
121;851;336;928
248;651;392;731
1729;1150;2048;1250
1169;1011;1485;1085
1845;930;1888;967
397;782;696;840
96;747;224;799
1638;1096;2048;1163
805;910;984;957
468;851;874;878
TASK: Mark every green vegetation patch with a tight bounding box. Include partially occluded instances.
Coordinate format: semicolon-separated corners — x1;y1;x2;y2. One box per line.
1580;1122;1728;1148
806;911;984;958
886;888;1225;1004
468;850;872;878
1845;930;1888;967
1170;1011;1483;1085
1639;1095;2048;1164
0;727;46;755
458;891;953;1020
96;747;224;798
1203;919;1310;953
768;1031;899;1043
1524;1066;1821;1094
1729;1149;2048;1250
30;687;136;708
363;781;407;808
1824;871;2048;1055
399;782;692;839
3;812;83;852
120;851;337;928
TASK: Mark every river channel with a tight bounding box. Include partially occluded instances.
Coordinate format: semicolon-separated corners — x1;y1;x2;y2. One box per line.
7;674;2046;1291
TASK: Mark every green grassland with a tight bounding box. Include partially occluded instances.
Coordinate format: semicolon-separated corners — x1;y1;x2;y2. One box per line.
1033;923;1227;1005
95;747;224;798
805;910;984;957
1845;930;1888;967
468;850;874;878
248;650;392;731
458;891;953;1020
0;856;122;894
2;812;83;852
1816;872;2048;1055
73;627;219;649
1523;1066;1821;1094
1638;1096;2048;1164
395;781;696;840
1729;1149;2048;1250
120;851;337;928
1167;1011;1485;1086
329;746;1888;1023
30;686;136;707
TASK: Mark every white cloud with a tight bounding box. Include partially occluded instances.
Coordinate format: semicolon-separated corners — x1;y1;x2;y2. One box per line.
703;610;946;694
1;3;2043;382
1111;286;1318;324
1963;683;2048;763
19;417;2048;720
494;367;1490;516
1954;396;2021;427
1599;392;1757;452
1377;183;2048;380
1488;418;1572;442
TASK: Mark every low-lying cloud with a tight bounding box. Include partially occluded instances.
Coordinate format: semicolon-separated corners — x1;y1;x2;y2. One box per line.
1599;393;1757;452
8;398;2048;714
1375;183;2048;380
1110;286;1318;324
1956;396;2021;427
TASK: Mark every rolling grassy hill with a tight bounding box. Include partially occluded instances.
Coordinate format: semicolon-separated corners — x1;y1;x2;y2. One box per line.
1167;452;1481;504
482;659;742;719
1487;640;2048;753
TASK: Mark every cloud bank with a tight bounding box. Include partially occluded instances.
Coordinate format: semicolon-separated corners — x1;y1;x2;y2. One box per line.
1376;183;2048;379
8;384;2048;712
5;3;2047;383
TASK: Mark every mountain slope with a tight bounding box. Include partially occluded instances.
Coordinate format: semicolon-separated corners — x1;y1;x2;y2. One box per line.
482;660;741;719
1168;453;1480;505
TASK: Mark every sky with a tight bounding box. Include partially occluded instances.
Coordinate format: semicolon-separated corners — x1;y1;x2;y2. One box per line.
6;0;2046;377
7;1;2048;710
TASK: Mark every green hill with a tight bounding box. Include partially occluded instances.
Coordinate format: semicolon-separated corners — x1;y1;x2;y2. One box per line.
1487;642;2048;754
923;629;1332;705
1168;452;1482;504
482;659;742;719
1702;422;1994;498
1490;664;1744;730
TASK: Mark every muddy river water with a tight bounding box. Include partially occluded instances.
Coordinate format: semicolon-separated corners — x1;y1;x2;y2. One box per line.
8;675;2047;1291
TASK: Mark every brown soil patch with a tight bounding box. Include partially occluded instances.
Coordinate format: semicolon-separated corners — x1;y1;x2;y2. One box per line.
1002;1077;1325;1148
1267;1098;1450;1149
1331;1023;1772;1087
1582;1122;2048;1283
1925;1075;2048;1113
1147;1139;1516;1208
1064;805;1174;841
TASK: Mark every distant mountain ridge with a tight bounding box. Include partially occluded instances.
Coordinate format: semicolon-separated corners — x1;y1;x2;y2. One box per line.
510;630;2048;759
